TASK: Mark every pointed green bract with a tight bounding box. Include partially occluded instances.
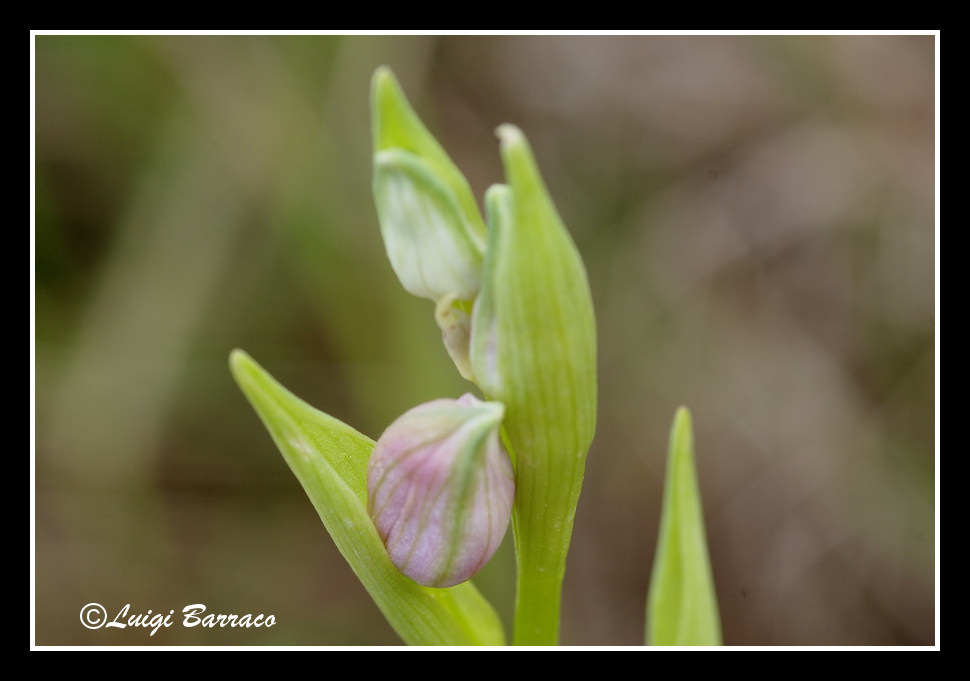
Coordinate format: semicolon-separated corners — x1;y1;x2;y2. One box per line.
646;407;722;646
471;126;598;645
230;350;506;646
371;67;487;267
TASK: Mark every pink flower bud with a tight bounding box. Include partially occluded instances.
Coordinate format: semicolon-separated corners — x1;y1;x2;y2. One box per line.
367;394;514;588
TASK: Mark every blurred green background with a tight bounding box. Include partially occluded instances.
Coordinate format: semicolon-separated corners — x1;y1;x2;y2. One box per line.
33;34;936;646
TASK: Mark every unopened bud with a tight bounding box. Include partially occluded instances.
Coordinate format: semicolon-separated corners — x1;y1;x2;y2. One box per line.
373;149;484;302
367;394;514;588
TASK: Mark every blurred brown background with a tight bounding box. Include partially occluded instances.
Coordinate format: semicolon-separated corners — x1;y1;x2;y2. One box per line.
33;34;936;646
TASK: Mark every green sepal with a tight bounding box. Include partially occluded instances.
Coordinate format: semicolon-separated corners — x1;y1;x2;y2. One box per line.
646;407;722;646
230;349;506;646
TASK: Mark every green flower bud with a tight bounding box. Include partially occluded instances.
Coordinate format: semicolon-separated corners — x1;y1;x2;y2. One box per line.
373;149;484;302
371;67;489;380
367;394;514;588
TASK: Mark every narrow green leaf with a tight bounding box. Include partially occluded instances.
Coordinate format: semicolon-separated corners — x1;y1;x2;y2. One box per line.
647;407;722;646
229;349;506;646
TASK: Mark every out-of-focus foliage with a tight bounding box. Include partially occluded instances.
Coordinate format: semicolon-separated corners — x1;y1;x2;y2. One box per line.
34;34;936;645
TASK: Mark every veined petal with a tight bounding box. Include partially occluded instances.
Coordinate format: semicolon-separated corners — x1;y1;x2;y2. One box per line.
367;394;514;588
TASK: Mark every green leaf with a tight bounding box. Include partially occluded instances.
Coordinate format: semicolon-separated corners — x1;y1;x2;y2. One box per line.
229;349;506;646
471;126;598;645
646;407;722;646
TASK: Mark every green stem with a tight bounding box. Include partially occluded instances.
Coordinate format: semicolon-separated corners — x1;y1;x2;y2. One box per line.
513;572;562;646
513;554;563;645
508;452;578;646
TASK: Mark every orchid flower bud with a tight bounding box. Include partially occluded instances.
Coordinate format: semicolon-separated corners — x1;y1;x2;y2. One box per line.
371;67;489;380
373;149;484;302
367;394;514;588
